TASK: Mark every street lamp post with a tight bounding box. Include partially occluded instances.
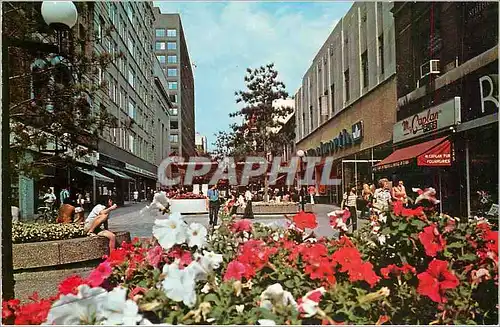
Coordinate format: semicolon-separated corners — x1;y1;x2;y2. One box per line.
1;1;78;300
296;149;305;212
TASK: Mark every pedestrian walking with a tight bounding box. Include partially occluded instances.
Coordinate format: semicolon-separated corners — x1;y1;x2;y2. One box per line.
360;183;372;219
373;178;392;212
207;183;220;227
342;186;358;231
133;190;139;203
59;186;71;206
244;188;254;219
392;180;408;205
42;188;56;210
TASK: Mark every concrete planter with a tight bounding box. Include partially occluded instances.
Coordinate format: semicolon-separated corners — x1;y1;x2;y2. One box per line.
236;202;313;215
13;231;130;301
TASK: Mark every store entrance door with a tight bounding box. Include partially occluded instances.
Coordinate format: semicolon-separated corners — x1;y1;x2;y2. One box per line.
341;159;381;194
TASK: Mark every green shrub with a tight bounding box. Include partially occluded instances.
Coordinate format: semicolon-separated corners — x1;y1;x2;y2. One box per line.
12;222;86;244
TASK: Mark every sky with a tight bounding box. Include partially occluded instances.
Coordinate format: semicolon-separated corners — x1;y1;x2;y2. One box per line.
154;1;354;151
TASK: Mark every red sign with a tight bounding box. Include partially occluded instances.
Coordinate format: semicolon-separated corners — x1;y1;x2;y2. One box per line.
417;140;451;166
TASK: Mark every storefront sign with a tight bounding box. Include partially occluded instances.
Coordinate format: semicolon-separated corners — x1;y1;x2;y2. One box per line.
306;121;363;157
479;74;498;114
417;139;451;166
393;97;461;143
125;163;156;179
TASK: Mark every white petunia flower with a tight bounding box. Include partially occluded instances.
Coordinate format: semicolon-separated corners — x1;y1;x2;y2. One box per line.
298;287;326;318
187;223;207;248
259;283;298;311
258;319;276;325
379;213;387;223
235;304;245;313
186;250;224;282
44;285;107;325
141;191;170;219
161;262;197;308
153;213;188;250
101;287;143;325
201;283;211;294
378;234;387;245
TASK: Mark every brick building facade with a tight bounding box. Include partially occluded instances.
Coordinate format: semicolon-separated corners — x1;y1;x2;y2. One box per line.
378;2;499;216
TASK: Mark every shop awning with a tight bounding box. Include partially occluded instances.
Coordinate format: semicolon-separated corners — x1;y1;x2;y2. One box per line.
373;137;451;172
102;167;135;180
77;168;114;183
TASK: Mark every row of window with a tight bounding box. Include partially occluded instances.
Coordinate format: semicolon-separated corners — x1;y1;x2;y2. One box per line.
300;33;386;138
110;128;154;162
156;28;177;37
157;55;177;64
155;41;177;50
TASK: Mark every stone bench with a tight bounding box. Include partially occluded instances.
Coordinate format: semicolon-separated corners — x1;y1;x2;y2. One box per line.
13;231;130;301
236;203;313;215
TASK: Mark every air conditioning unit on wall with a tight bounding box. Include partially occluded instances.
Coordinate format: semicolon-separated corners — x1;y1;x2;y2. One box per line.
420;59;440;79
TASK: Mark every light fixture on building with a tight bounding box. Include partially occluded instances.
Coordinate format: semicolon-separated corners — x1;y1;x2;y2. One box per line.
296;149;305;158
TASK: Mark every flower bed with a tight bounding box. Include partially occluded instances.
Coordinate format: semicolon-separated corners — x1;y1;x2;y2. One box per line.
171;192;206;200
3;202;498;325
12;222;86;244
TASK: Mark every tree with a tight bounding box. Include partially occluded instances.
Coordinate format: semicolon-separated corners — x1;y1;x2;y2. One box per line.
211;130;235;161
4;2;120;181
227;63;295;199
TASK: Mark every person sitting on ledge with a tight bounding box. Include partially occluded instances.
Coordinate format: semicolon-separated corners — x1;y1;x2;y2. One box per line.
84;198;118;251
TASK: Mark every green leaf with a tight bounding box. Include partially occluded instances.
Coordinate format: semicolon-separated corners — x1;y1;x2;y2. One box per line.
398;223;408;231
203;293;220;304
458;253;478;262
410;219;426;229
447;241;465;249
284;280;294;288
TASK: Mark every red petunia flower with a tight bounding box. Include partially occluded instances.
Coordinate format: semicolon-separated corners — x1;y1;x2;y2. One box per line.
417;259;459;303
58;275;88;295
8;295;53;325
418;224;446;257
223;260;247;281
87;261;113;287
129;286;147;299
2;299;20;321
293;211;318;230
231;219;253;233
146;245;164;267
304;256;336;285
484;230;499;255
376;315;390;325
106;248;128;267
238;240;276;271
301;243;328;262
380;264;416;279
167;246;193;268
347;261;380;287
393;201;425;218
331;247;363;272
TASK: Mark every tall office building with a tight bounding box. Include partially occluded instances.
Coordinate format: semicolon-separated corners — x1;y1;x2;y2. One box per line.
153;8;196;158
92;2;169;203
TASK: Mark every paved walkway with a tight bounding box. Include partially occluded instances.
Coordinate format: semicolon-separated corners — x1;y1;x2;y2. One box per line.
107;202;345;239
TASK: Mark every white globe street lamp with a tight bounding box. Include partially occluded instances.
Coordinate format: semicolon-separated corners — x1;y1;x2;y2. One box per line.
296;149;305;158
41;1;78;30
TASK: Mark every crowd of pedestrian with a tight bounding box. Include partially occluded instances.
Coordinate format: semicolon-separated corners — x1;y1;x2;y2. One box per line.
338;178;412;232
